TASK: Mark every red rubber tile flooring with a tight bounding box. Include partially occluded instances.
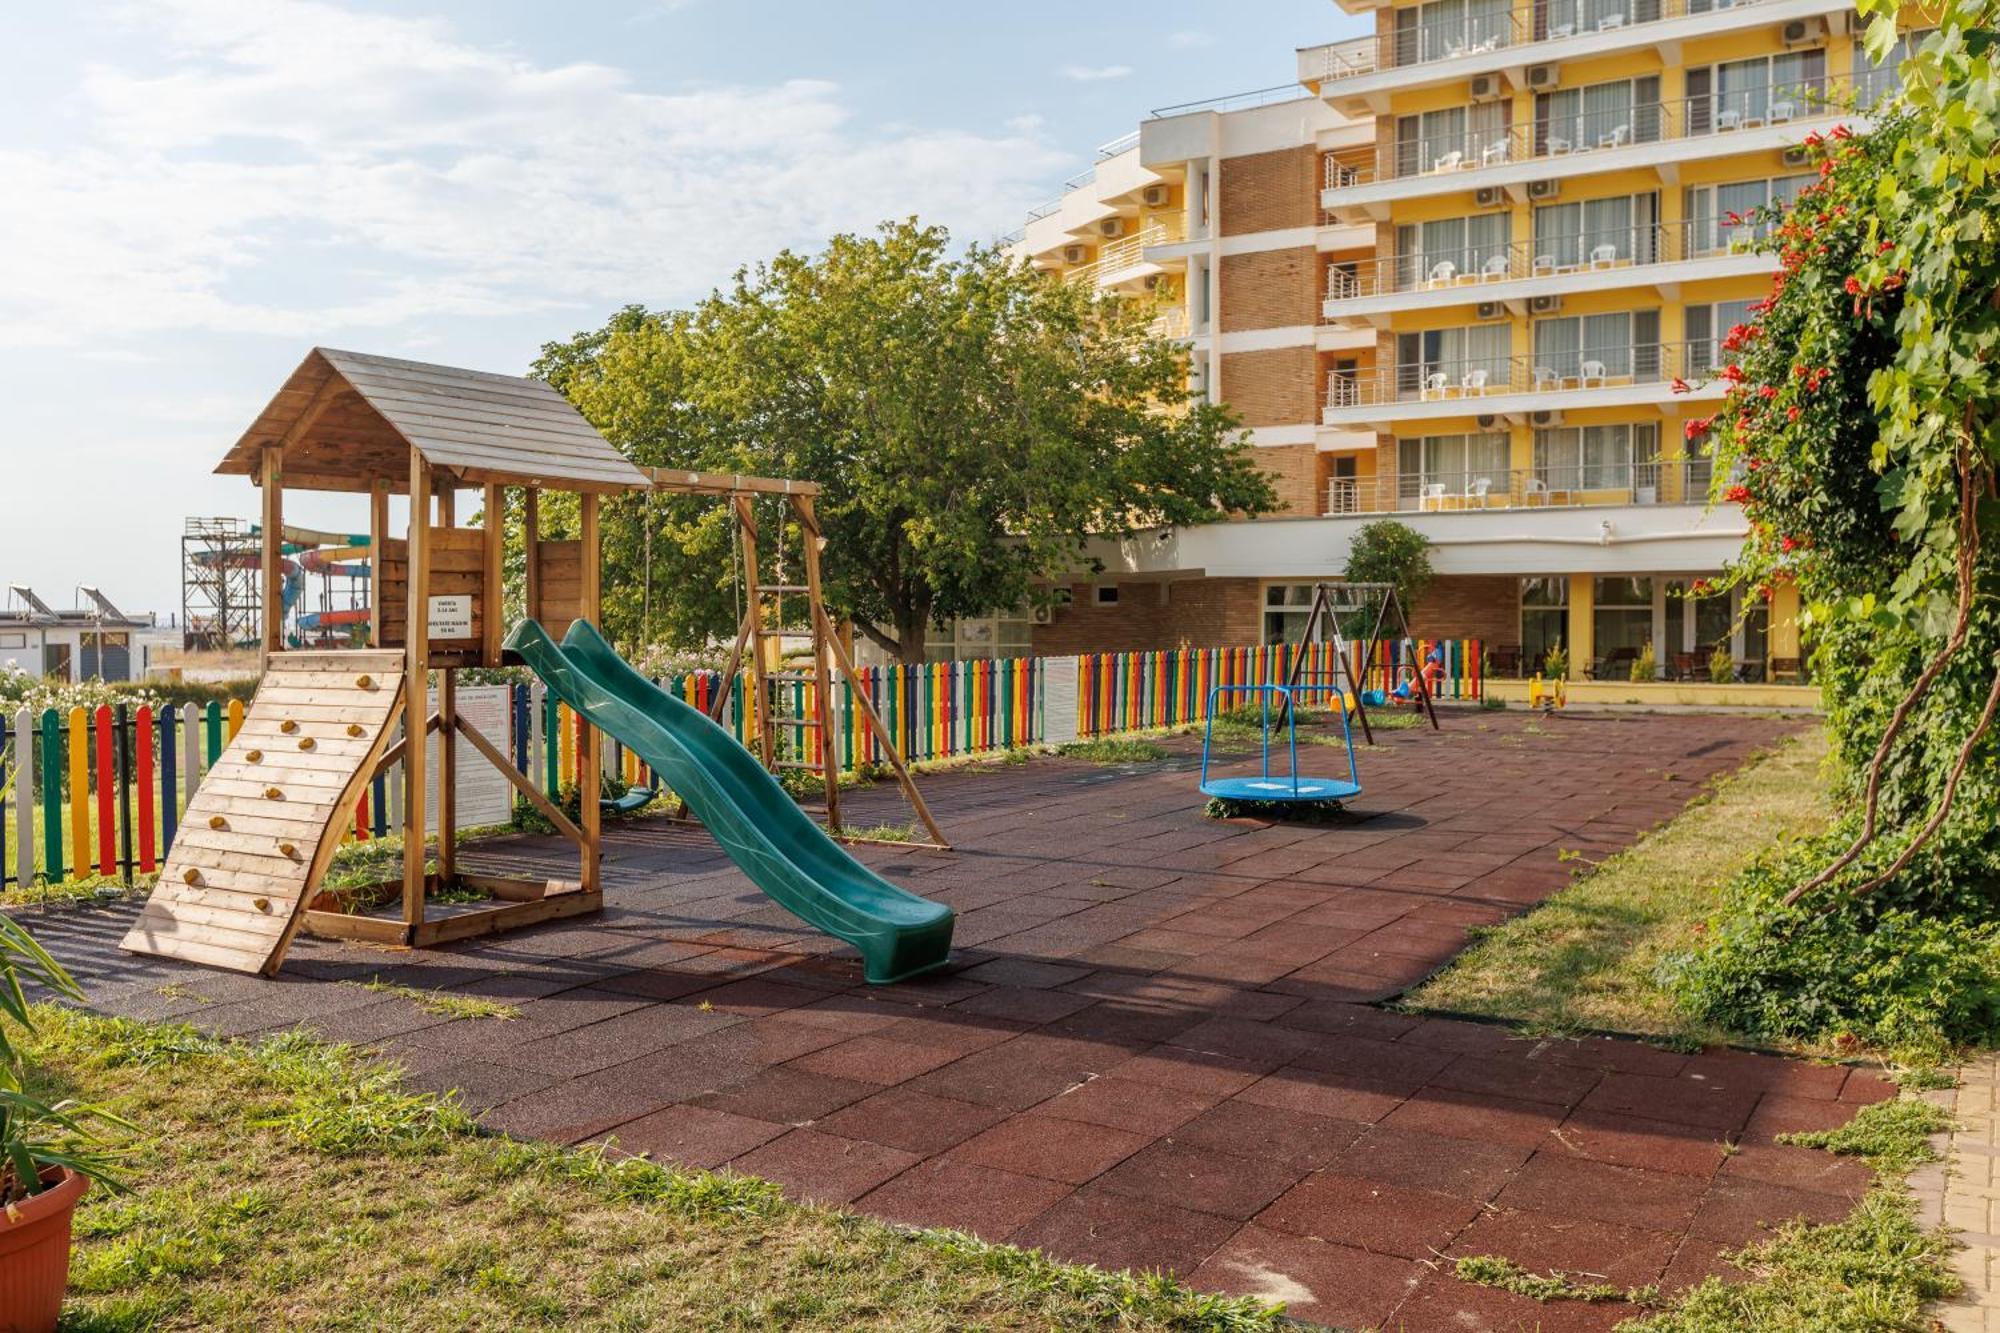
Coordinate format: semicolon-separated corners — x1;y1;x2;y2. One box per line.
51;709;1887;1331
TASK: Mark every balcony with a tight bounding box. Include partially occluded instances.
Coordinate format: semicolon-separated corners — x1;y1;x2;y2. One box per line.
1322;220;1778;322
1325;461;1717;515
1299;0;1850;105
1067;221;1185;288
1322;340;1728;426
1320;79;1862;216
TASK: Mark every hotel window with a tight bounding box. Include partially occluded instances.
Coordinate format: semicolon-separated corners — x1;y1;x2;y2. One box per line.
1593;577;1656;664
1532;192;1659;269
1684;174;1814;256
1520;576;1569;668
1394;101;1507;175
1687;50;1827;134
1394;0;1514;65
1396;432;1511;500
1395;212;1512;287
1394;324;1512;397
1534;422;1659;492
1537;0;1661;39
1535;76;1661;155
1532;309;1661;381
1263;584;1319;645
1685;299;1762;377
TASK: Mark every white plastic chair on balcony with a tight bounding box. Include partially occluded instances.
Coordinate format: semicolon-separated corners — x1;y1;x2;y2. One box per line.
1598;11;1626;29
1432;150;1464;173
1427;260;1458;287
1420;483;1448;511
1421;371;1450;400
1467;476;1494;507
1462;368;1490;395
1549;21;1576;37
1546;134;1573;155
1598;123;1631;149
1481;254;1509;281
1770;99;1797;123
1727;226;1757;252
1481;139;1510;166
1533;365;1561;391
1717;108;1743;132
1579;359;1609;387
1533;253;1559;275
1589;243;1618;268
1525;477;1551;506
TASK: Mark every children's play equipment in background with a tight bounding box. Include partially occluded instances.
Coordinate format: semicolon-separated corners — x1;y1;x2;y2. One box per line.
181;518;376;649
124;347;952;981
1198;683;1362;804
1529;673;1568;711
1367;641;1447;710
1278;580;1444;740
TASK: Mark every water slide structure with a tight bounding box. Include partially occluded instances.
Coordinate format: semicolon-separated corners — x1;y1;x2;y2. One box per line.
505;618;955;984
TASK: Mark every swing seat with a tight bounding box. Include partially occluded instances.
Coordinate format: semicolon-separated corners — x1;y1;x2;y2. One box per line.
1362;689;1388;707
601;786;656;815
1200;775;1363;803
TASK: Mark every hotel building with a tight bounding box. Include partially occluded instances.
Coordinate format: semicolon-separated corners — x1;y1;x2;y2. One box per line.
994;3;1910;682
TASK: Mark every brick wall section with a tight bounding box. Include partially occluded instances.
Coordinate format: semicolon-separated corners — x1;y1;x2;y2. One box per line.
1257;444;1322;517
1220;247;1319;332
1220;146;1318;236
1031;578;1262;655
1220;347;1316;428
1410;574;1519;647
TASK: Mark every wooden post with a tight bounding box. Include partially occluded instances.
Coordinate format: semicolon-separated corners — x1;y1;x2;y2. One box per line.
523;488;541;625
434;482;457;887
734;495;772;766
482;483;504;666
259;446;284;672
368;479;390;648
797;495;842;831
577;491;601;893
403;450;431;931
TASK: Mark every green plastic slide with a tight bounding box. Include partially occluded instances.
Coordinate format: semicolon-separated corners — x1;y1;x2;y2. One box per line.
504;618;955;984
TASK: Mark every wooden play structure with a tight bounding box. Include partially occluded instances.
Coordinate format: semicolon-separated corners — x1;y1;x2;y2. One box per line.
1277;580;1442;739
124;347;945;977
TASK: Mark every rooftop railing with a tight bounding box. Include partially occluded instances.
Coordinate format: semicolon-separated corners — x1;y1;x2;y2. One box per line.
1149;83;1318;119
1323;340;1722;410
1322;76;1848;190
1305;0;1781;85
1324;461;1716;515
1321;219;1772;305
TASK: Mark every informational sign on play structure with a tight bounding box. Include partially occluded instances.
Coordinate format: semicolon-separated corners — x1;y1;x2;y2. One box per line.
424;685;512;828
426;595;472;639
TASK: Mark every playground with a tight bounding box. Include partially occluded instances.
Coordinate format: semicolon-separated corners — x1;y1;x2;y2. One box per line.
0;348;1907;1329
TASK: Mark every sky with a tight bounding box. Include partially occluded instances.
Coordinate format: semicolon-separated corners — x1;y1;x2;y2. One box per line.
0;0;1364;622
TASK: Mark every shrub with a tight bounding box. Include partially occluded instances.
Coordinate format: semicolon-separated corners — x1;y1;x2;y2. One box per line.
1630;642;1657;683
1543;645;1568;680
1709;644;1733;685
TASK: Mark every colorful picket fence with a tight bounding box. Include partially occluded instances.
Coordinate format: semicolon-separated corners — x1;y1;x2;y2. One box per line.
0;639;1480;890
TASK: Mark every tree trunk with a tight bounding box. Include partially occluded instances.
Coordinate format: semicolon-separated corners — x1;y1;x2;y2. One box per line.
896;615;928;665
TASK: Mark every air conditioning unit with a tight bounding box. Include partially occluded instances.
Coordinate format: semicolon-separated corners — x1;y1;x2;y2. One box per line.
1030;603;1055;626
1781;17;1821;45
1530;409;1564;427
1527;64;1559;89
1474;185;1506;209
1476;301;1507;321
1062;244;1089;265
1141;184;1169;207
1142;274;1167;291
1476;413;1502;430
1526;178;1560;200
1469;73;1502;101
1529;293;1563;315
1097;217;1128;238
1781;145;1812;168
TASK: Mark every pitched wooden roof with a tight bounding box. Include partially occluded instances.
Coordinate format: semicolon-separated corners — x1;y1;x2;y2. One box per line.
215;347;649;494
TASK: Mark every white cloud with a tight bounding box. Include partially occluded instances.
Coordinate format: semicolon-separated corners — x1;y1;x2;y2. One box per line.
0;0;1069;350
1168;31;1215;48
1058;63;1134;82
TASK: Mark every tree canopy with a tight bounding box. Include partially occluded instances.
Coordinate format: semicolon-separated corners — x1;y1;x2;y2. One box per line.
533;220;1276;661
1342;520;1434;631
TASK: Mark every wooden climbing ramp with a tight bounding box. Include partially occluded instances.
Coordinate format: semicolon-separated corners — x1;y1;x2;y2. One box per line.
123;650;407;975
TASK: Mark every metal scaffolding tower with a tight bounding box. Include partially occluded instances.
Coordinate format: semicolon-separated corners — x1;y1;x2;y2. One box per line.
181;517;262;650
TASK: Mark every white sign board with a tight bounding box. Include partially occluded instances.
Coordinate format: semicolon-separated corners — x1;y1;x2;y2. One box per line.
425;685;513;828
1042;656;1079;745
427;595;472;639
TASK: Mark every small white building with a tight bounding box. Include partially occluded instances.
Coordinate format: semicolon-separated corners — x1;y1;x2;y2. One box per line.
0;586;180;683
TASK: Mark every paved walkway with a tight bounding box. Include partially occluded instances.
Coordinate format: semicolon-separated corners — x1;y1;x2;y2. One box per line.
42;710;1893;1331
1917;1055;2000;1330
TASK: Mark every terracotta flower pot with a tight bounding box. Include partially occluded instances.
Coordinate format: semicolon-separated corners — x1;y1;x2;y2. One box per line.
0;1168;87;1333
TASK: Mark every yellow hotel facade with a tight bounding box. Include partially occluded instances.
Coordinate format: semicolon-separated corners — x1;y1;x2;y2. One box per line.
1005;1;1909;682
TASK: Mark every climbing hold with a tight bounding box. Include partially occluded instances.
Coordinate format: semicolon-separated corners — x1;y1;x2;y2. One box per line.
278;842;297;858
254;898;271;913
346;723;365;737
208;815;227;831
297;736;316;751
280;719;299;734
265;786;284;801
246;748;263;763
355;674;374;689
182;867;200;885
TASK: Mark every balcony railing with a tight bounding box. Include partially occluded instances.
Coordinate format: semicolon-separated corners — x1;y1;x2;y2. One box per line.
1322;219;1769;305
1066;221;1184;287
1306;0;1779;85
1325;461;1717;515
1323;340;1722;410
1322;77;1849;190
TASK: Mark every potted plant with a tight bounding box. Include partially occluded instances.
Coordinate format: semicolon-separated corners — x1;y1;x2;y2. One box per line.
1629;642;1657;683
1542;644;1569;681
1709;643;1733;684
0;770;129;1332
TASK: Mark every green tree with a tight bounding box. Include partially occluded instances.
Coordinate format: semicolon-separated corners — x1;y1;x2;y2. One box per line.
1342;520;1434;631
534;220;1276;662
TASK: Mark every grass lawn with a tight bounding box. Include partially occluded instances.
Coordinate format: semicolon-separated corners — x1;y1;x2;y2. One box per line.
33;1008;1282;1332
1405;728;1833;1046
